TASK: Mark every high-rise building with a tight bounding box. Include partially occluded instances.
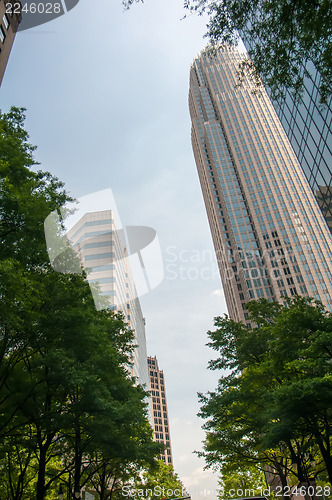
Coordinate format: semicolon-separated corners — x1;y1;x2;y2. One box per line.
240;35;332;231
316;186;332;232
67;210;149;392
147;356;173;467
189;46;332;324
0;1;21;86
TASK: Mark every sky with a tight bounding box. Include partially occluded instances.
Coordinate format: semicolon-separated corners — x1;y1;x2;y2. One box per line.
0;0;229;496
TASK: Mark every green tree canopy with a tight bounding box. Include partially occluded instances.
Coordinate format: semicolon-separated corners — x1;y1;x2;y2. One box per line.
198;297;332;494
123;0;332;104
132;460;187;500
218;463;266;500
0;107;160;499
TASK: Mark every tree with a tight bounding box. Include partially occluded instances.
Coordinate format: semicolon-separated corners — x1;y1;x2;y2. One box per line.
132;460;187;500
0;108;160;499
198;297;332;495
0;107;72;438
218;463;266;500
123;0;332;104
0;108;77;498
0;428;39;500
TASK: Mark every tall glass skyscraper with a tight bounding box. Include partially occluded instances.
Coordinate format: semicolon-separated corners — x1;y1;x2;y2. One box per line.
67;210;149;392
241;35;332;231
189;46;332;325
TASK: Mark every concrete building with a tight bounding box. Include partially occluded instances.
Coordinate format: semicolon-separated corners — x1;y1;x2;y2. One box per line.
67;210;149;392
240;36;332;231
0;1;21;86
147;356;173;467
189;46;332;324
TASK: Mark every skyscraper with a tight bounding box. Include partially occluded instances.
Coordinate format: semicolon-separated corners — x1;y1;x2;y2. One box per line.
147;356;173;467
67;210;149;392
0;0;21;86
189;46;332;324
241;35;332;231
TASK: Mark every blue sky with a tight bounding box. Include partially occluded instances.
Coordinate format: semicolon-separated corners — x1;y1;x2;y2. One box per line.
0;0;228;495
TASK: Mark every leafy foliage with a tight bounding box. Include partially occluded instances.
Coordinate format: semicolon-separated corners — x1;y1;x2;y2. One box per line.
218;464;266;500
122;0;332;104
133;460;187;500
189;0;332;103
198;297;332;491
0;108;160;499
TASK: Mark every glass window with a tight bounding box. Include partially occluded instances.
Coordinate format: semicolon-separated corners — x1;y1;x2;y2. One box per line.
70;219;113;240
83;241;113;249
0;26;5;43
2;14;9;30
90;264;115;272
85;252;115;261
89;277;116;284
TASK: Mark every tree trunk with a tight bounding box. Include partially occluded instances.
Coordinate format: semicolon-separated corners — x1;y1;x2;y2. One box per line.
273;460;290;500
313;430;332;485
36;445;47;500
96;462;107;500
280;471;289;500
73;426;82;499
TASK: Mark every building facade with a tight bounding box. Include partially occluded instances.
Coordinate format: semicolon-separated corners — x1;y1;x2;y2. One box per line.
316;185;332;231
189;46;332;324
241;35;332;232
67;210;149;392
147;356;173;467
0;1;21;86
